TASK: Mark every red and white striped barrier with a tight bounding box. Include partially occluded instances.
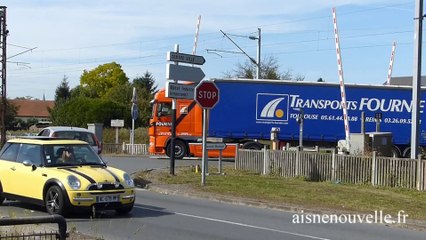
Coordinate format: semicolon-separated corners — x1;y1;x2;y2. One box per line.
332;7;351;149
193;15;201;55
386;42;397;85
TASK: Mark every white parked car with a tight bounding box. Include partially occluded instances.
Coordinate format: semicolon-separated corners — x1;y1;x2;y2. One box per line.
38;126;102;154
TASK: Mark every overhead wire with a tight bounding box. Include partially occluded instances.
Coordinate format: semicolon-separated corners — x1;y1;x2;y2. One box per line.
6;1;415;78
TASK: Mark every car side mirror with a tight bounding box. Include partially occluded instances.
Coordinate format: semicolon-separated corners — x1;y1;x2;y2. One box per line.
22;160;37;171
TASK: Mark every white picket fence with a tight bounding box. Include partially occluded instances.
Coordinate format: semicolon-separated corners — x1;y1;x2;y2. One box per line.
236;148;426;191
102;143;148;155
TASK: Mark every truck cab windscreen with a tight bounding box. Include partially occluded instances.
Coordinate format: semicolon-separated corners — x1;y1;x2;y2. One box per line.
157;103;172;117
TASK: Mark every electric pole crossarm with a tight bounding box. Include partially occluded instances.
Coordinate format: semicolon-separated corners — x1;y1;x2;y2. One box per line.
7;47;37;60
206;49;244;55
220;30;258;65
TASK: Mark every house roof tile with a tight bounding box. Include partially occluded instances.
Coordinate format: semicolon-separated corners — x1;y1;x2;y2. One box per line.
9;99;55;118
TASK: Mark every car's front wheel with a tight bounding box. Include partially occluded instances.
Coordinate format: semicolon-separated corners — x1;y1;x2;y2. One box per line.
45;185;67;215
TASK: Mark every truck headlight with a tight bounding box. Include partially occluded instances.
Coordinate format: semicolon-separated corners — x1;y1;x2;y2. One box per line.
67;175;81;190
123;173;134;187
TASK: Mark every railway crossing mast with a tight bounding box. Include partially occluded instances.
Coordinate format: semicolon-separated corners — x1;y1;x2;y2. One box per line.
0;6;7;147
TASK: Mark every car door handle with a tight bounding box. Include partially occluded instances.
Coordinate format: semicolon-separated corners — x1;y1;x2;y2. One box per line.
10;167;16;171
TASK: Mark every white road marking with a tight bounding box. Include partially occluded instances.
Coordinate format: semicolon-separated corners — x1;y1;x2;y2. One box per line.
135;206;331;240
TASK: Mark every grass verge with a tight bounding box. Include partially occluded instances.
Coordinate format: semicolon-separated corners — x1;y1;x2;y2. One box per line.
135;166;426;221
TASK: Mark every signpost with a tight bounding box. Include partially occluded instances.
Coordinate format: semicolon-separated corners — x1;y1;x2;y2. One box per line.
166;64;205;83
195;81;220;185
166;45;206;176
111;119;124;144
205;142;226;150
165;82;195;99
167;51;206;65
206;141;226;175
194;81;220;109
130;87;138;155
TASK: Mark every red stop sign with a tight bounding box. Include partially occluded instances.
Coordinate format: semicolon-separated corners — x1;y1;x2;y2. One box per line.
195;81;220;109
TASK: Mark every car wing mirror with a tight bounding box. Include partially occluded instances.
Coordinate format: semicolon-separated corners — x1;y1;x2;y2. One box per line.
22;160;37;171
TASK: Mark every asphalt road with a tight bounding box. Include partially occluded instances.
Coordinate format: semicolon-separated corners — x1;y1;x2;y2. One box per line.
2;156;426;240
48;189;426;240
3;189;426;240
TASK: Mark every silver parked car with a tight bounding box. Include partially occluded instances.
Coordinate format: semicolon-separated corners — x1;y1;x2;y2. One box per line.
38;126;102;154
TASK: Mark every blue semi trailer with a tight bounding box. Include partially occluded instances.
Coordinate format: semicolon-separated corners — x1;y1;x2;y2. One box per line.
208;79;425;158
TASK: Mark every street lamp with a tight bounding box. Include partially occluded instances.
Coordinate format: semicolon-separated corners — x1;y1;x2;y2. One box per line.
249;28;261;79
215;28;262;79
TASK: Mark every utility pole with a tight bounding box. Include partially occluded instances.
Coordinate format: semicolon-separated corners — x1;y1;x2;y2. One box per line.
0;6;7;147
250;28;261;79
211;29;261;79
411;0;423;159
257;28;261;79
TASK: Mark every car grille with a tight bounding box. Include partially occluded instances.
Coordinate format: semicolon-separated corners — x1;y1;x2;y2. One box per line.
87;183;124;191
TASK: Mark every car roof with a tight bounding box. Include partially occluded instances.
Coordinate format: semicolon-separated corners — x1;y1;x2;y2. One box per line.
41;126;93;133
7;137;88;145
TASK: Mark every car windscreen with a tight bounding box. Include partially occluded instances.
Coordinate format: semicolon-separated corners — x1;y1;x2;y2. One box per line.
53;131;96;146
43;144;104;167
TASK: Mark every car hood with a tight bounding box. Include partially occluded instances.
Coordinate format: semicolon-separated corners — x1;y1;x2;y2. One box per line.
57;165;125;187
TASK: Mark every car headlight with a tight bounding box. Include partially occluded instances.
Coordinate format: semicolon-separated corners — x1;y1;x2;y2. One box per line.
123;173;134;187
67;175;81;190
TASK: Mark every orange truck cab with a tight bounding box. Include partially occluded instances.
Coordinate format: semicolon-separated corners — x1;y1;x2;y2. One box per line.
149;86;237;159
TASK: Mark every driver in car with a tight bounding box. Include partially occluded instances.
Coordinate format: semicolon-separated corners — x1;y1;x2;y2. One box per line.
58;148;74;163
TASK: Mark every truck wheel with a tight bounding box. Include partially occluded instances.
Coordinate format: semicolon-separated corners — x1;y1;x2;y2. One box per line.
403;147;424;159
45;185;67;216
166;140;187;159
391;146;401;158
242;142;263;150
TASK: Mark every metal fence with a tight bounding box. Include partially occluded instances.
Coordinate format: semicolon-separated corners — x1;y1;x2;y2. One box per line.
236;148;426;190
0;215;68;240
102;143;148;155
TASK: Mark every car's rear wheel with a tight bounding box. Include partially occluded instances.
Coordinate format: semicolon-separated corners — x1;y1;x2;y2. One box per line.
0;185;4;205
45;185;67;215
115;203;134;215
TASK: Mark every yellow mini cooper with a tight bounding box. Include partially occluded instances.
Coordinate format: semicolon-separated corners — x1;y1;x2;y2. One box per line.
0;137;135;216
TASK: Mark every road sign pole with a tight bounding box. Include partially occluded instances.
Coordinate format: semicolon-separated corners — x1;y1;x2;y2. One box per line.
201;108;207;185
218;150;223;174
170;44;179;176
131;119;135;155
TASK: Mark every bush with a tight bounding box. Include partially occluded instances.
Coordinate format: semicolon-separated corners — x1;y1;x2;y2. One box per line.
102;127;148;144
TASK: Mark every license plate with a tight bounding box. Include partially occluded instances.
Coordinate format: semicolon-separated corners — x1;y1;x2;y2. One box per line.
96;195;119;203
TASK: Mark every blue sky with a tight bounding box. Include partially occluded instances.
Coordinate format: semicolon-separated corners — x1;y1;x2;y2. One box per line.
1;0;417;100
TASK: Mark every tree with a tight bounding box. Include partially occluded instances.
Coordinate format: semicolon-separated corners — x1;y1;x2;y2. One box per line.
49;97;127;127
55;75;71;103
133;71;158;95
103;83;133;105
4;100;19;130
80;62;129;99
225;56;305;81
